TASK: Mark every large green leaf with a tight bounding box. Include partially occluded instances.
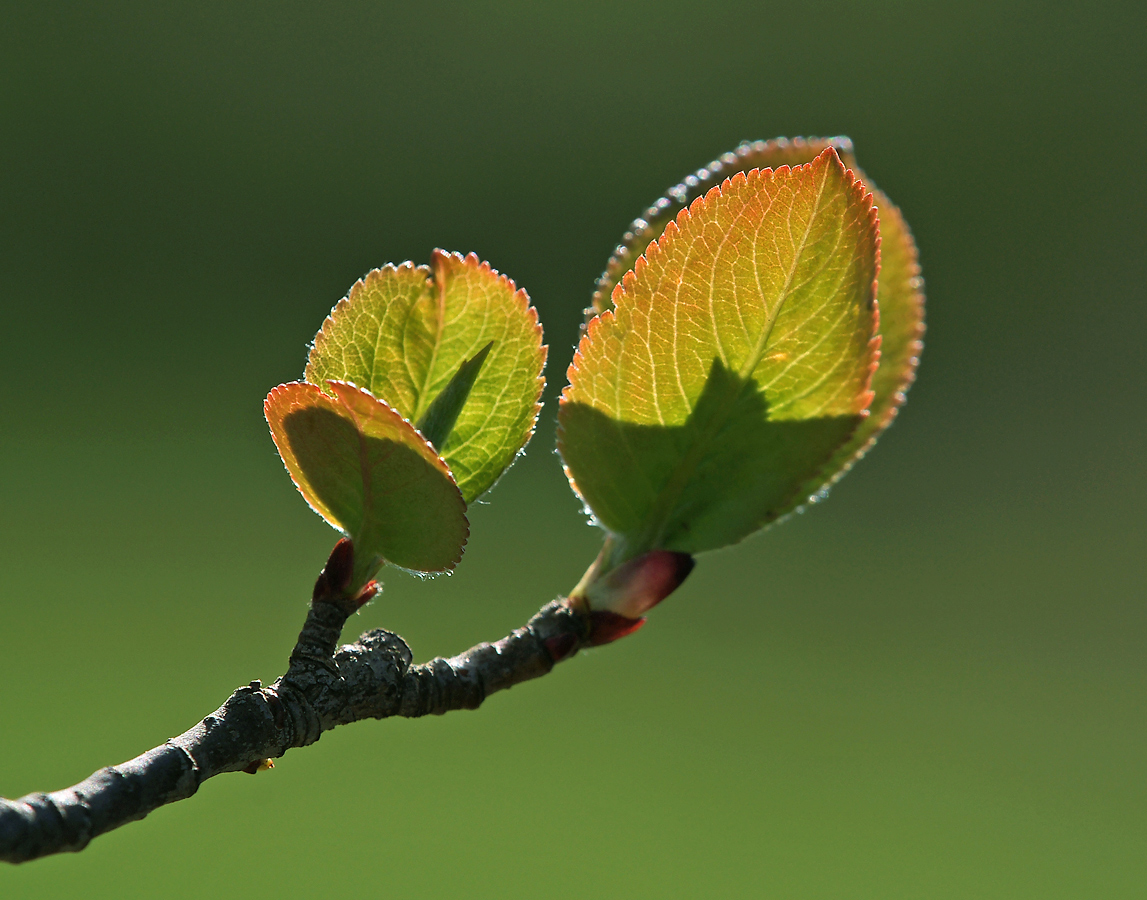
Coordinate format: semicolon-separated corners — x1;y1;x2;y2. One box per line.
558;148;879;560
265;380;468;587
590;136;925;506
305;251;545;504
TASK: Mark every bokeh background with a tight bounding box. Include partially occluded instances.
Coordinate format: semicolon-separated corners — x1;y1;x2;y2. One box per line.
2;1;1144;896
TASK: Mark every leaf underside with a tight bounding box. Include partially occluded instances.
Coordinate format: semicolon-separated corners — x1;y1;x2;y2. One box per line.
589;136;925;506
265;380;468;586
305;251;546;504
558;148;881;559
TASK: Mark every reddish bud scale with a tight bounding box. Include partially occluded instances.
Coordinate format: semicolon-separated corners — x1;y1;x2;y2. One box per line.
588;611;647;646
352;581;380;609
313;538;356;603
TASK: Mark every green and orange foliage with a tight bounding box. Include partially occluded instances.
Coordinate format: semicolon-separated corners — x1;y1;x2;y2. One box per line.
266;139;923;599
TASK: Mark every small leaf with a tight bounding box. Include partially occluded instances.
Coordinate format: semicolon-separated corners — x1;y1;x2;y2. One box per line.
592;137;924;505
558;148;879;559
305;251;546;504
416;340;494;451
265;380;468;587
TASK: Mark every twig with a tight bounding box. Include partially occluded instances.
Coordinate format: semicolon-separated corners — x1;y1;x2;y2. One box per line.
0;544;588;864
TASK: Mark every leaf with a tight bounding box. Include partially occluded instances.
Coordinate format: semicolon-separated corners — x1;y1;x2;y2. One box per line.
305;251;546;504
590;135;924;506
265;380;468;587
416;340;494;450
590;137;858;318
558;148;880;559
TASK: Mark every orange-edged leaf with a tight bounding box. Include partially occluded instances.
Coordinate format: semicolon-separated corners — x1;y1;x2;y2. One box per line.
590;136;924;508
304;251;545;504
559;148;880;561
265;380;468;586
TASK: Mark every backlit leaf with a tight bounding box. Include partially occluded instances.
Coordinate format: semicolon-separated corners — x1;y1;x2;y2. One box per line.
265;380;468;586
305;251;545;504
590;136;924;506
558;148;879;560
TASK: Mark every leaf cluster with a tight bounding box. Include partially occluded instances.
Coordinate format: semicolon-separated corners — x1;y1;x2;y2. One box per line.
266;140;923;592
266;251;545;589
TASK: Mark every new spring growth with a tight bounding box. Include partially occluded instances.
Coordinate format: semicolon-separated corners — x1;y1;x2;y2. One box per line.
570;547;695;645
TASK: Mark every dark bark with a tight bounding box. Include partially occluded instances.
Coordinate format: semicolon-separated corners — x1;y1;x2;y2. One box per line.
0;594;589;864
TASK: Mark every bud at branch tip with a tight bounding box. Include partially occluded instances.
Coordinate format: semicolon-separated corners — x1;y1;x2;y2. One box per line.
569;545;695;644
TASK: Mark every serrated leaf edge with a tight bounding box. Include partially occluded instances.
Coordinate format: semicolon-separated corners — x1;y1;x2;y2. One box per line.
305;260;430;393
797;196;926;511
264;379;470;573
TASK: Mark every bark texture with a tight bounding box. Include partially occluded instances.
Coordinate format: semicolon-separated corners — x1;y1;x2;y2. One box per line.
0;592;588;864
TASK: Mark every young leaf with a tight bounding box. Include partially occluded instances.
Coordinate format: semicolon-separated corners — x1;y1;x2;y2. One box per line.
305;251;545;504
265;380;468;587
590;135;924;506
558;148;879;560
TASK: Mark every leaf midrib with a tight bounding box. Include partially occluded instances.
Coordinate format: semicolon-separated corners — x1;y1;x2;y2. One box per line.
626;164;832;555
414;266;449;422
737;161;829;381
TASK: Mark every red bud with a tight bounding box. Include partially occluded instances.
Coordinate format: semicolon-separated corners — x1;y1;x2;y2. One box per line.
583;551;694;619
313;538;355;602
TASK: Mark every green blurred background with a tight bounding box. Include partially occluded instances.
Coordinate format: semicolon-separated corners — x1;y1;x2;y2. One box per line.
1;0;1143;896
